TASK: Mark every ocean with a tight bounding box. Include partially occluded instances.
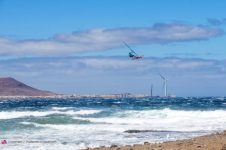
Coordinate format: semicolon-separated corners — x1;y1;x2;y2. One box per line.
0;97;226;150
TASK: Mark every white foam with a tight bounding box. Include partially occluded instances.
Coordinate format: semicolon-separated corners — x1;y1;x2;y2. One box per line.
74;108;226;132
51;107;74;110
4;108;226;150
0;111;56;120
21;108;226;132
73;110;102;115
0;109;102;120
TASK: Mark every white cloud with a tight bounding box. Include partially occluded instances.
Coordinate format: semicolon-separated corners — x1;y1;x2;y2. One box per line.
1;56;225;96
1;56;225;75
0;23;223;56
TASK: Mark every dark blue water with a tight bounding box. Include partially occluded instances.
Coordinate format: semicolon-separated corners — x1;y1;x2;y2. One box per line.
0;97;225;111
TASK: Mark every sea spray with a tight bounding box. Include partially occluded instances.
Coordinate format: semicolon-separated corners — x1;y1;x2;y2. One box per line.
0;97;225;150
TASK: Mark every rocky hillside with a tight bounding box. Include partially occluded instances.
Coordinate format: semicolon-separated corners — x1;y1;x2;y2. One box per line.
0;77;56;96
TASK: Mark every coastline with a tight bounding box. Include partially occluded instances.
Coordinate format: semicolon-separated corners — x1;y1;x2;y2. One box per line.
0;94;224;100
90;131;226;150
0;95;152;100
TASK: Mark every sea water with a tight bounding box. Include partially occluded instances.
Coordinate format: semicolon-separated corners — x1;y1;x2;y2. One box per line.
0;97;226;150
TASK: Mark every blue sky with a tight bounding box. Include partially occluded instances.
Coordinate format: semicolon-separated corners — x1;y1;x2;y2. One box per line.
0;0;226;96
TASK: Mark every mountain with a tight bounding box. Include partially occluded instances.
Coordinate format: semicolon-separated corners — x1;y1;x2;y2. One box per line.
0;77;56;96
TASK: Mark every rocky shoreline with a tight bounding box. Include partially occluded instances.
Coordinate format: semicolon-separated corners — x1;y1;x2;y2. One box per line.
89;131;226;150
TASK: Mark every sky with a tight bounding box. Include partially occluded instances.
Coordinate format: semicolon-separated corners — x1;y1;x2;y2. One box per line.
0;0;226;96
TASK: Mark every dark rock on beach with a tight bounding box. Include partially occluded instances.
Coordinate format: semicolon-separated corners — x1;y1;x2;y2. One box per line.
124;130;179;133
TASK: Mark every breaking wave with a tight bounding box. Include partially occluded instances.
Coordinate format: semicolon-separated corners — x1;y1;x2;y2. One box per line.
1;97;226;149
0;109;103;120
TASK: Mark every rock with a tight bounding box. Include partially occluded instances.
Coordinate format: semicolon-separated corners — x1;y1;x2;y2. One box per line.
125;130;151;133
110;144;118;148
144;142;149;145
221;144;226;150
124;130;173;133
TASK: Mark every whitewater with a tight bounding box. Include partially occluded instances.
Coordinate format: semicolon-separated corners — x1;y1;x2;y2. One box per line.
0;97;225;150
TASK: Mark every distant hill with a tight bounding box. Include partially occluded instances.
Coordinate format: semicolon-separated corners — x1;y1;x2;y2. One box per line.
0;77;56;96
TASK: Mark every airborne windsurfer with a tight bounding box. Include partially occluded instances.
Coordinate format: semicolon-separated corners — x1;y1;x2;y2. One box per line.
123;42;143;60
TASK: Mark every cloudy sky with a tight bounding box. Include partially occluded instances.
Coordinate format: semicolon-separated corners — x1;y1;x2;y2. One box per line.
0;0;226;96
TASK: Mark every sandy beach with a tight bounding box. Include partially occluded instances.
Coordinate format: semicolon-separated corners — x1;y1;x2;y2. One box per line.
90;131;226;150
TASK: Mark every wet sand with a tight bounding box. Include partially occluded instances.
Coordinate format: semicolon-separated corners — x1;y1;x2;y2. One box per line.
90;131;226;150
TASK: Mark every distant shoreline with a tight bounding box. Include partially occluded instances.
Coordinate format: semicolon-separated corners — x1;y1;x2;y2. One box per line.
0;95;224;100
90;130;226;150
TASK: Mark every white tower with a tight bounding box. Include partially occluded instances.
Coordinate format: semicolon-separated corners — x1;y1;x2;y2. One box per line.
159;74;167;97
